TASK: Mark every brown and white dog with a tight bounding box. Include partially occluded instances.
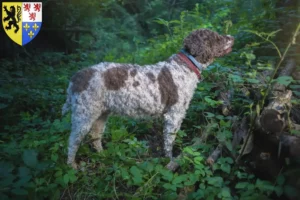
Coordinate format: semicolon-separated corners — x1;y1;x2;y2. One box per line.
62;29;234;169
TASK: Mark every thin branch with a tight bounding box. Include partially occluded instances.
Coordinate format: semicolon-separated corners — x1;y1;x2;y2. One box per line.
261;23;300;108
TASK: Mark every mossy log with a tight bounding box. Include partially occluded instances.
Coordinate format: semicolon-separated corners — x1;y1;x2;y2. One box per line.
259;59;296;133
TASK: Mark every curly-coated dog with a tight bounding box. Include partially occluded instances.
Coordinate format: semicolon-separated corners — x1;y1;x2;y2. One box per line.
62;29;234;169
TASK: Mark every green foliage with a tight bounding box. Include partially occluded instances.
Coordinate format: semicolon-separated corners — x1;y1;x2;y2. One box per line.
1;0;300;199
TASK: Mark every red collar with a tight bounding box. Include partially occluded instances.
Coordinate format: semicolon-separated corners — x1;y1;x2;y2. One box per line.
177;52;201;79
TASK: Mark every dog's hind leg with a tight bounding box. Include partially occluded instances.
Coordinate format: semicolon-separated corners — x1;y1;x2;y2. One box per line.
67;111;97;169
89;112;109;152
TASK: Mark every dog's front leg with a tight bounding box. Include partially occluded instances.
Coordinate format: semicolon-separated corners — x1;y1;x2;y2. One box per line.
163;113;184;159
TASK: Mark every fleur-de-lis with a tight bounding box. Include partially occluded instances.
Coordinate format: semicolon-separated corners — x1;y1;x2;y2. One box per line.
23;23;30;31
32;23;39;31
28;30;34;38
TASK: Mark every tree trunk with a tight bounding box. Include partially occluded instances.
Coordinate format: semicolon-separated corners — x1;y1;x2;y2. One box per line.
259;59;296;133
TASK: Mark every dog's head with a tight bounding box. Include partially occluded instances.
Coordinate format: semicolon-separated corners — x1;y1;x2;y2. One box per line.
183;29;234;67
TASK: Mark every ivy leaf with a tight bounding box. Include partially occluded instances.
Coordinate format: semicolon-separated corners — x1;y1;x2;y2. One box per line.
22;150;38;168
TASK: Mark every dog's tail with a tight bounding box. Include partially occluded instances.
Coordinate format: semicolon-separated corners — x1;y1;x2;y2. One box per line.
62;86;71;116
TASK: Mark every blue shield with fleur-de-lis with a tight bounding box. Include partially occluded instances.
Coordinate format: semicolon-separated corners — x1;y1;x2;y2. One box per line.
2;2;42;46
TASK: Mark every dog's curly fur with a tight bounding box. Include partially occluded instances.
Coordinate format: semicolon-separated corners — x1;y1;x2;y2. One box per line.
62;29;234;169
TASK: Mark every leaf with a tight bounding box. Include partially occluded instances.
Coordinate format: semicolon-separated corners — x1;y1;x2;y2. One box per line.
172;175;188;185
274;76;294;86
69;175;77;183
54;170;62;177
0;162;14;175
276;175;285;186
290;85;300;89
229;74;244;83
204;112;215;118
18;167;30;179
163;183;177;191
255;179;274;192
111;129;127;142
204;96;222;107
68;173;77;183
51;154;58;162
223;157;234;164
220;163;231;174
267;29;282;39
22;150;38;168
206;177;223;187
221;187;231;197
161;170;173;182
194;156;203;164
120;168;130;180
235;182;249;189
245;53;256;61
140;161;154;172
129;166;143;185
169;20;181;24
225;141;233;152
153;18;169;26
293;91;300;97
246;78;260;84
183;147;194;155
63;174;69;184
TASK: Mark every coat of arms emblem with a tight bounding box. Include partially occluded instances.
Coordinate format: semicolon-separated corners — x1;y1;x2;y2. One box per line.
2;2;42;46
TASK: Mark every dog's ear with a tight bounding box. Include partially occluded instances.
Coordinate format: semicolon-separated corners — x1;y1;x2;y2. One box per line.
183;29;214;63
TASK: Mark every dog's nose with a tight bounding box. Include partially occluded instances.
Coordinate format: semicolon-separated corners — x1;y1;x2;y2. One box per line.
226;35;234;42
226;35;234;46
